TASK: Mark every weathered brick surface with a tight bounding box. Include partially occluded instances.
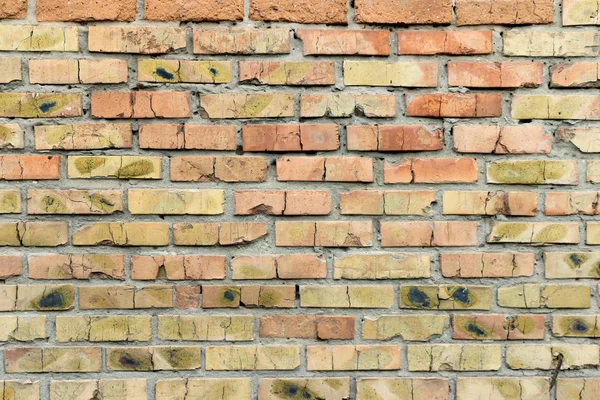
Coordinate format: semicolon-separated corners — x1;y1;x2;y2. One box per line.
1;0;598;396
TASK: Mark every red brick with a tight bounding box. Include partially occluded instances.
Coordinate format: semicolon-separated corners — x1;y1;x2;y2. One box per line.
406;94;502;118
398;31;492;55
242;124;338;151
176;286;201;309
0;255;21;280
277;157;373;182
453;126;551;154
260;315;355;339
37;0;136;21
347;125;443;151
0;156;60;180
139;124;236;150
250;0;347;23
296;29;390;56
449;62;543;88
455;0;554;25
355;0;452;24
384;158;478;184
145;0;243;21
91;92;190;119
0;0;27;18
551;62;600;88
170;156;268;182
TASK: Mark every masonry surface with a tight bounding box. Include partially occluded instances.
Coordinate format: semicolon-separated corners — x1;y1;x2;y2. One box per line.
0;0;599;399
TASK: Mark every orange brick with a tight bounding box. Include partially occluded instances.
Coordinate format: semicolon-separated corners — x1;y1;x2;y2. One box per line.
448;62;543;88
144;0;243;21
240;285;296;308
242;124;338;151
250;0;346;23
0;156;60;180
277;157;373;182
347;125;443;151
235;190;331;215
453;126;550;154
139;124;236;150
260;315;355;339
455;0;554;25
440;253;535;278
91;92;190;119
130;255;226;280
355;0;452;24
406;94;502;118
551;62;600;88
28;254;125;280
398;31;492;55
193;28;290;54
384;158;478;184
0;255;21;280
296;29;390;56
37;0;135;21
0;0;27;18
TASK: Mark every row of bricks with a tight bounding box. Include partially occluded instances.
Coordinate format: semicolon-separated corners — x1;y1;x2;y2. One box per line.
2;313;600;342
1;26;600;56
0;377;596;400
6;92;600;120
2;251;600;280
2;0;595;25
1;283;599;310
3;123;599;155
2;156;600;184
4;343;600;372
3;221;600;247
4;59;600;89
2;189;600;216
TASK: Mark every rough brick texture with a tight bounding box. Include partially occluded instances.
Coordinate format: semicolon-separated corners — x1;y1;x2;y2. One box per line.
0;0;599;399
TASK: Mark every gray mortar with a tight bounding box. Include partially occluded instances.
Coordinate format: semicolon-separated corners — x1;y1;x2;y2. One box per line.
0;0;599;398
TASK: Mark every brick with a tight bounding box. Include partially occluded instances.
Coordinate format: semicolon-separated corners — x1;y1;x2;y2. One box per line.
235;190;331;215
68;156;161;179
0;59;21;83
2;284;74;311
0;26;78;51
72;222;169;246
588;222;600;244
0;381;39;399
497;284;590;308
56;316;151;342
240;285;295;308
300;285;394;308
407;344;501;371
307;345;401;370
512;95;600;120
557;128;600;152
487;160;578;184
193;28;290;54
301;94;395;117
0;222;68;246
277;156;373;182
51;380;147;400
205;345;300;370
342;190;436;215
456;0;553;25
0;93;82;118
37;0;135;21
504;31;600;56
0;0;27;18
545;252;600;278
440;253;535;278
563;0;600;25
0;124;24;149
457;378;549;400
400;285;492;310
551;62;600;88
443;191;537;215
5;347;101;373
552;315;600;337
0;316;46;341
242;124;338;151
0;255;21;280
200;93;293;119
357;378;449;400
344;61;438;87
297;29;390;56
453;125;550;154
241;61;334;86
347;125;443;151
107;346;200;371
453;314;545;340
558;378;600;400
130;255;225;280
201;285;240;308
0;156;60;180
0;190;21;213
398;30;492;55
334;253;431;279
128;189;224;215
175;287;200;309
27;190;123;215
382;221;478;247
250;0;346;23
277;254;327;279
506;344;599;369
30;59;128;84
91;91;190;119
259;378;350;400
174;222;267;246
79;285;173;309
362;315;447;341
259;315;354;339
138;60;232;83
156;378;251;400
145;0;243;21
28;254;125;280
589;160;600;182
354;0;452;24
449;62;543;88
140;124;236;150
35;123;132;150
546;192;600;215
488;222;580;244
276;221;373;247
158;316;254;341
406;94;502;117
88;26;186;54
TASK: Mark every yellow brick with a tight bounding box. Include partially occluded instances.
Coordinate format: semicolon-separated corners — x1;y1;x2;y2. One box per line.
15;285;75;311
587;222;600;244
55;316;152;342
35;123;132;150
457;377;549;400
344;61;437;87
506;344;599;369
200;93;294;118
138;59;232;83
128;189;224;214
362;315;448;341
487;160;579;184
589;160;600;182
0;222;68;247
68;156;162;179
43;348;102;372
563;0;600;25
0;93;82;118
407;344;501;371
173;222;219;245
78;286;134;309
0;316;46;341
357;378;449;400
545;252;600;278
0;381;40;400
88;26;186;54
29;60;79;84
504;31;599;56
205;345;300;370
333;253;430;279
400;285;492;310
557;378;600;400
79;59;129;84
259;378;350;400
156;378;251;400
27;190;123;215
0;25;78;51
512;95;600;120
107;347;201;371
497;284;590;308
488;222;580;244
50;379;147;400
72;222;169;246
307;345;401;371
300;285;394;308
158;315;254;341
552;315;600;337
0;190;21;213
0;59;21;83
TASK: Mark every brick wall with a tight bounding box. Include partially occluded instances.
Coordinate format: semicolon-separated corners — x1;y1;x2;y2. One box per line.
0;0;599;399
